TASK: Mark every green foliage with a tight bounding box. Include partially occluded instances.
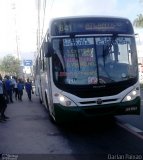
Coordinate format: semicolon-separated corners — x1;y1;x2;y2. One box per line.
133;14;143;28
0;54;20;76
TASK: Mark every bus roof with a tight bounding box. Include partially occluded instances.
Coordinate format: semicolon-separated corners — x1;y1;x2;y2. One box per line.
50;15;131;21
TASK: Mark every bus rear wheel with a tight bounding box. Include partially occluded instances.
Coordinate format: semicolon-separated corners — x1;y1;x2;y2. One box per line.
38;90;42;104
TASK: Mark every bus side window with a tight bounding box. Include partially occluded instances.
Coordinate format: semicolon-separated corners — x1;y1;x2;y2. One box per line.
44;57;47;70
40;47;46;71
40;50;43;71
53;54;64;81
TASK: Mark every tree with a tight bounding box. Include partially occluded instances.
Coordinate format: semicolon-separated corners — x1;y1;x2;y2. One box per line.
133;14;143;28
0;54;20;76
133;0;143;28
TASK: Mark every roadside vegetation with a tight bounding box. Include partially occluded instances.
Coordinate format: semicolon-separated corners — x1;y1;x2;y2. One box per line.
0;54;20;76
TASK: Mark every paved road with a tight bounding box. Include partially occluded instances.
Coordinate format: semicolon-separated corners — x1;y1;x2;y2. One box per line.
0;91;143;160
116;88;143;135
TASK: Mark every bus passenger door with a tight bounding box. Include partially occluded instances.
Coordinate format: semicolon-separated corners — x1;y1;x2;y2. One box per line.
45;58;54;113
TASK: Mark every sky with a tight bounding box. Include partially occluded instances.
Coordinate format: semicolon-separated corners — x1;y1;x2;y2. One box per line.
0;0;143;60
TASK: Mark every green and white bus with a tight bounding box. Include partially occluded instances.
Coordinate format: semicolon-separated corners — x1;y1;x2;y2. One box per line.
35;16;141;123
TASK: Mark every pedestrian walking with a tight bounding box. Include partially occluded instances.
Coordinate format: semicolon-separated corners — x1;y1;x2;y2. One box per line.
4;75;13;103
0;74;9;122
13;77;18;100
25;78;33;101
11;76;16;93
17;79;23;101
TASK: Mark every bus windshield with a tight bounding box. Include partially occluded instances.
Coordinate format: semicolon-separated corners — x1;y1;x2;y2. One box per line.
52;36;138;85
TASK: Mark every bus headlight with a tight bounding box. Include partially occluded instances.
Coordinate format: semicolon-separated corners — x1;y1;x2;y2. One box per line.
122;89;139;102
56;94;77;107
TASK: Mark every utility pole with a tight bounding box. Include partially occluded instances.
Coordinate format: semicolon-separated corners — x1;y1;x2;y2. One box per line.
11;1;20;60
37;0;41;53
11;0;24;79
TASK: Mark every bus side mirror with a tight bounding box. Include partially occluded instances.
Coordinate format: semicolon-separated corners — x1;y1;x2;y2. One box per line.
44;42;53;57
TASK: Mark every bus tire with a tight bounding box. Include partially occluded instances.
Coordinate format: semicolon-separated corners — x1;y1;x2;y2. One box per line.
45;93;49;109
39;97;42;104
38;89;42;104
45;93;56;123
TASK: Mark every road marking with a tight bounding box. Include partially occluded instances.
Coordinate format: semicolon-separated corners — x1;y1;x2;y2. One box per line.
117;121;143;140
124;123;143;133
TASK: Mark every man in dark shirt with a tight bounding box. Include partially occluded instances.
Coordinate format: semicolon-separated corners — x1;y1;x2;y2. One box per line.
25;78;33;101
0;74;9;122
4;75;13;103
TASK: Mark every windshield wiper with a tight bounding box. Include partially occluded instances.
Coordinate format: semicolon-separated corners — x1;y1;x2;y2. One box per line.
103;34;118;61
70;34;81;71
100;34;118;81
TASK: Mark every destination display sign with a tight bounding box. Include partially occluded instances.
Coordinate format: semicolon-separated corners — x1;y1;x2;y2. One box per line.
51;17;133;36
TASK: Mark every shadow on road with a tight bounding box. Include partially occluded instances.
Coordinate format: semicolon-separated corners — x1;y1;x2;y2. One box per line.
58;116;117;134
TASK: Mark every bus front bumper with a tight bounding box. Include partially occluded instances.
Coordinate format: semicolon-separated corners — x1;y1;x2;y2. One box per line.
54;97;141;123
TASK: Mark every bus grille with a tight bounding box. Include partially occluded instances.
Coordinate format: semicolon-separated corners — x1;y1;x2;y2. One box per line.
79;99;118;105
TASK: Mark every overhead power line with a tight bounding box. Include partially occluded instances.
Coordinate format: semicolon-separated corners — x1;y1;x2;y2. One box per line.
37;0;41;51
37;0;55;51
50;0;55;15
41;0;47;41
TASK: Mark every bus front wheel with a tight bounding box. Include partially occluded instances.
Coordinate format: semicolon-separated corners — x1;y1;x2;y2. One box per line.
45;93;56;124
38;89;42;104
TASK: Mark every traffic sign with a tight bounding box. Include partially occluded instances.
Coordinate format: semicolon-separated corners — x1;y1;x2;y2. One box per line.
23;60;33;66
